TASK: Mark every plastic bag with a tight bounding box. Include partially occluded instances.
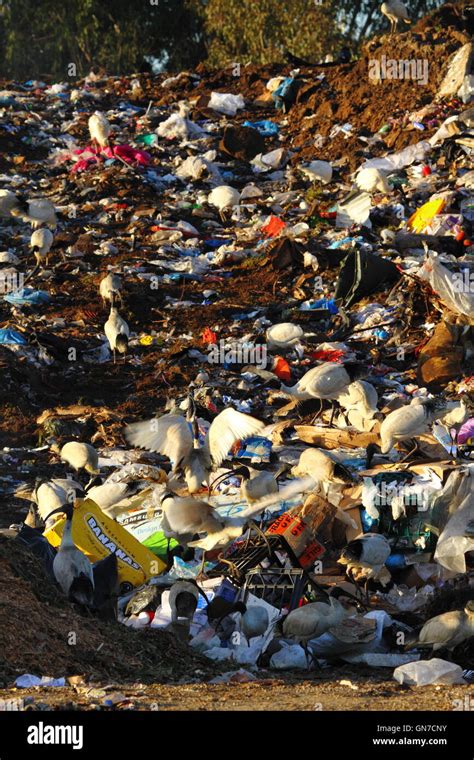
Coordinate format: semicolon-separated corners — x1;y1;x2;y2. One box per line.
362;140;432;172
434;490;474;573
272;77;298;111
335;250;401;308
208;92;245;116
0;327;26;344
336;191;372;228
252;148;288;173
4;288;50;305
15;674;66;688
270;642;308;669
243;120;279;136
393;659;465;686
417;254;474;318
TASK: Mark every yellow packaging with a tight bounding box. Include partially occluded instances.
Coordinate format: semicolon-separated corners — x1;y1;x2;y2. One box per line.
407;198;446;233
44;498;165;589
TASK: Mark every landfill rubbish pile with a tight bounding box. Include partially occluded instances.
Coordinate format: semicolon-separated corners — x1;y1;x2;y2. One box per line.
0;1;473;707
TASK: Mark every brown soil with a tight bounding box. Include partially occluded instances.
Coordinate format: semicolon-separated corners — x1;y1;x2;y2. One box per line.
0;535;218;687
0;674;472;711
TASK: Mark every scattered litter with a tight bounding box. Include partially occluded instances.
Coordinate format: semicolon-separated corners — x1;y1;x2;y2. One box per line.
0;4;473;712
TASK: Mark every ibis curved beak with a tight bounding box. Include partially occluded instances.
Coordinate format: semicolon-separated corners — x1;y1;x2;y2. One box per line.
209;467;248;494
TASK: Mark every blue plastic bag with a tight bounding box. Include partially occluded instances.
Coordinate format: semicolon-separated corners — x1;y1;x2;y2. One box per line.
243;120;279;136
0;328;27;345
4;288;50;306
272;77;297;111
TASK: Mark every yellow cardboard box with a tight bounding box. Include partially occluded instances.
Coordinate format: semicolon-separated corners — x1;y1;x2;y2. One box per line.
45;498;165;589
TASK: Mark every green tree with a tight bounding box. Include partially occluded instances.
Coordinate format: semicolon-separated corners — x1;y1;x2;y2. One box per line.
199;0;344;67
0;0;205;80
0;0;448;79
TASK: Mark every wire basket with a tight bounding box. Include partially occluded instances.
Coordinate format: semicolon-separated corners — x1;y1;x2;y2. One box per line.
242;567;309;613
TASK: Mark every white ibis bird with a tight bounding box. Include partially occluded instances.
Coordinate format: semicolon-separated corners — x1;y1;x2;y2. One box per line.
8;196;56;229
53;441;100;476
104;306;129;362
99;272;122;307
125;404;264;494
238;466;281;505
160;491;242;556
160;491;242;544
381;0;411;35
241;606;270;646
208;185;240;221
379;397;449;456
0;192;56;228
168;580;200;625
88;111;111;148
85;478;139;513
336;380;379;430
355;167;391;194
439;399;469;428
405;601;474;653
281;362;367;401
266;322;304;355
32;478;83;523
49;503;94;606
299;160;333;184
30;228;54;267
85;472;167;516
281;361;368;423
0;189;29;219
283;596;347;667
292;447;354;484
339;532;391;600
29;198;57;229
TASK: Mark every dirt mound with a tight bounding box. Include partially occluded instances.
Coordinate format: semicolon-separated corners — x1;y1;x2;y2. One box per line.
285;26;471;169
0;535;218;687
413;1;473;33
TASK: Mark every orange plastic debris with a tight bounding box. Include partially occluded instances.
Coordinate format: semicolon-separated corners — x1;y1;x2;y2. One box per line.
273;356;292;382
261;215;286;237
202;327;217;344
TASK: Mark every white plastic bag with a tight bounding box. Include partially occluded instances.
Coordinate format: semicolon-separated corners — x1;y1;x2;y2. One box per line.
270;642;308;670
417;254;474;318
208;92;245;116
393;658;465;686
360;140;431;172
435;491;474;573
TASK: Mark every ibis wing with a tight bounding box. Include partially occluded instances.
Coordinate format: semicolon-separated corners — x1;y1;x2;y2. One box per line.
311;364;348;396
104;318;116;347
124;413;193;466
205;408;264;467
419;614;461;646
